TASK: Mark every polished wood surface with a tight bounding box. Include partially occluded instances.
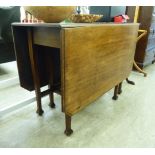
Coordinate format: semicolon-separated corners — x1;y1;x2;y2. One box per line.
126;6;154;68
126;6;148;77
61;24;139;116
33;27;60;48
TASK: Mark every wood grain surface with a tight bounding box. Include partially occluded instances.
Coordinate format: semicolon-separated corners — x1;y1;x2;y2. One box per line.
61;24;139;116
33;27;60;48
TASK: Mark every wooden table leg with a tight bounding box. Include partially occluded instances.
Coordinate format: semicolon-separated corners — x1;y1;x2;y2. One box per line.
112;85;119;100
118;82;122;94
27;28;44;115
64;114;73;136
35;89;44;115
126;78;135;85
48;84;55;108
45;51;56;109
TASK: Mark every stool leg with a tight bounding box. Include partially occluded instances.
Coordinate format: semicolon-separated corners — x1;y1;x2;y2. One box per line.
112;85;119;100
133;61;147;77
64;114;73;136
118;82;122;94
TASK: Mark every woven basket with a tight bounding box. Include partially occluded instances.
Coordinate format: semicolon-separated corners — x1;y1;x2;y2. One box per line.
69;14;103;23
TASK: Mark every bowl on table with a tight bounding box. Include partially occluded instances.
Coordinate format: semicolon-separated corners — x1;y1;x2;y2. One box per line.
69;14;103;23
23;6;76;23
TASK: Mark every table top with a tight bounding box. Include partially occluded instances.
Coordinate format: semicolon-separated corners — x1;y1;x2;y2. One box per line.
12;22;139;28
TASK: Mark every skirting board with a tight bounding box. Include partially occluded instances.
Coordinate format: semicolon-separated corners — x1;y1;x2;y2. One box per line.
0;76;19;90
0;96;36;117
